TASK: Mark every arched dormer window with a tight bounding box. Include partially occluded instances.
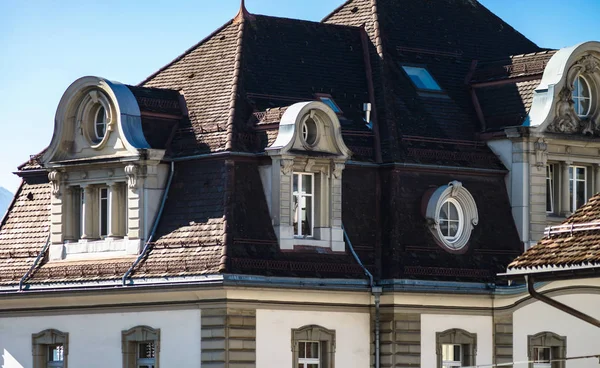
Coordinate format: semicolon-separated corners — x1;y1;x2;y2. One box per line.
573;74;592;117
94;105;108;141
264;101;351;251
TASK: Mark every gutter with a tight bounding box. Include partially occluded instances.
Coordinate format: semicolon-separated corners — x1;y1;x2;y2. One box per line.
122;161;175;286
344;225;381;368
525;275;600;328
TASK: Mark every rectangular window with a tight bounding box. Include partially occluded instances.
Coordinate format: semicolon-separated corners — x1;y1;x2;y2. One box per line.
546;164;554;213
533;347;552;368
298;341;320;368
442;344;463;368
402;66;442;91
99;187;109;237
293;173;314;237
137;342;156;368
569;166;587;212
80;188;86;239
47;345;64;368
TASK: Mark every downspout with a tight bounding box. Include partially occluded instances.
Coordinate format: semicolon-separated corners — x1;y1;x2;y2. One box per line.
343;225;381;368
19;235;51;291
122;161;175;286
525;275;600;328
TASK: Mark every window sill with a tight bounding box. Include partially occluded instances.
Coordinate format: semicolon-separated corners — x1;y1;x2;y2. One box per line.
49;238;142;261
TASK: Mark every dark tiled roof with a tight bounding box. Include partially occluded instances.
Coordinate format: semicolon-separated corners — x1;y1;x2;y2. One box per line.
142;21;240;156
508;193;600;271
470;50;556;84
476;79;541;131
0;180;50;285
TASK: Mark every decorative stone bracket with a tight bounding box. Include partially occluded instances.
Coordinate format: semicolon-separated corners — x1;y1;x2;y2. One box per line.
48;170;62;198
125;164;139;189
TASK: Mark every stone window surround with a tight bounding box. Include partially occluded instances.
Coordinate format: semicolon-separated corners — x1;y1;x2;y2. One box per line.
32;329;69;368
291;325;335;368
122;325;160;368
48;164;147;261
527;331;566;368
545;161;599;217
424;181;479;254
72;182;127;241
435;328;477;368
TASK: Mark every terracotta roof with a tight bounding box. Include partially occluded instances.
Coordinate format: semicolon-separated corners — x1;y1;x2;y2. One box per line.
470;50;556;84
0;180;50;285
508;193;600;272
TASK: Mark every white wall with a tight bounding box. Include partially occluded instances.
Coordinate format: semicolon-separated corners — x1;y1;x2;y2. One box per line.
421;314;493;367
514;293;600;368
256;309;370;368
0;309;201;368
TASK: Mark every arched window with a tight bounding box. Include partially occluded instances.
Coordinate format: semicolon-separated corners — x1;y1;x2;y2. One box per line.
528;331;566;368
436;328;477;368
32;329;69;368
122;325;160;368
291;325;336;368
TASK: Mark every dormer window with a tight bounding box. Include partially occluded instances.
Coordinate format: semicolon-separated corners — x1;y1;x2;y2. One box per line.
438;198;463;243
573;74;592;117
94;106;107;141
402;66;442;91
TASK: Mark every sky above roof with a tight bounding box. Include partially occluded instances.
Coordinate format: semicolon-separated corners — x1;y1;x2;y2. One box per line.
0;0;599;193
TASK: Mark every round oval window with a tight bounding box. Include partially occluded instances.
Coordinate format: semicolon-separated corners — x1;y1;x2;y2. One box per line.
302;117;318;146
438;198;463;243
94;106;107;141
573;75;592;117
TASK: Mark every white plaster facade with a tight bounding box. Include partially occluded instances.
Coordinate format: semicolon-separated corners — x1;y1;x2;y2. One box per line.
256;309;370;368
0;309;201;368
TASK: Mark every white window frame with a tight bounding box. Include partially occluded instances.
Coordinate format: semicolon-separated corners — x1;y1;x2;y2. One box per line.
99;187;109;238
438;198;464;243
293;172;315;238
546;164;554;214
573;74;592;117
442;343;463;368
137;341;156;368
569;165;587;213
532;346;552;368
297;340;320;368
47;344;64;368
94;105;107;141
79;188;86;239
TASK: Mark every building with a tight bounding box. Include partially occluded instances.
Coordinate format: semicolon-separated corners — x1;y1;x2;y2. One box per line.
1;0;600;367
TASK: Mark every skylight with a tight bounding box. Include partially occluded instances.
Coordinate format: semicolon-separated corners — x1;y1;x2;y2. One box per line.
402;66;442;91
318;96;342;113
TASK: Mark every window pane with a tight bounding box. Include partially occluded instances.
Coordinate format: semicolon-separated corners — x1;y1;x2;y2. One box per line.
48;345;63;362
577;179;586;209
546;165;553;213
138;342;155;359
576;167;586;180
293;174;299;193
448;202;459;221
448;221;459;237
306;342;319;358
402;66;442;91
298;342;306;358
439;203;449;221
95;106;106;138
301;195;313;237
302;174;312;194
293;194;299;235
100;188;108;236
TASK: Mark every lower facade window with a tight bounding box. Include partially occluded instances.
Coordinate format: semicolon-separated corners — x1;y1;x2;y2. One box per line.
122;325;160;368
442;344;463;368
528;331;566;368
293;172;314;237
297;341;320;368
436;329;476;368
32;329;68;368
292;325;335;368
47;345;64;368
137;342;156;368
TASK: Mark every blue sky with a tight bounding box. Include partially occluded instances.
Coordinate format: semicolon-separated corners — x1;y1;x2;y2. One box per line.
0;0;599;193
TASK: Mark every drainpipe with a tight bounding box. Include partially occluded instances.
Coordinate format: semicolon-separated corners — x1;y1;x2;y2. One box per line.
344;225;381;368
19;235;51;291
122;161;175;286
525;275;600;328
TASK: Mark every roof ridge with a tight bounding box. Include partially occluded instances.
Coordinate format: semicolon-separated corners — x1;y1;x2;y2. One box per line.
321;0;354;22
138;19;234;86
369;0;384;58
224;16;246;151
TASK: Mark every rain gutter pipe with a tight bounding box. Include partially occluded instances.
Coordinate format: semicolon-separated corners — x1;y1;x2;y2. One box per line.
122;161;175;286
525;275;600;328
343;225;381;368
19;235;51;291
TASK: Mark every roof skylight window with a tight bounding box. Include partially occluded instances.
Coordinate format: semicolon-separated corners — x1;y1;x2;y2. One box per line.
317;95;342;113
402;66;442;91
